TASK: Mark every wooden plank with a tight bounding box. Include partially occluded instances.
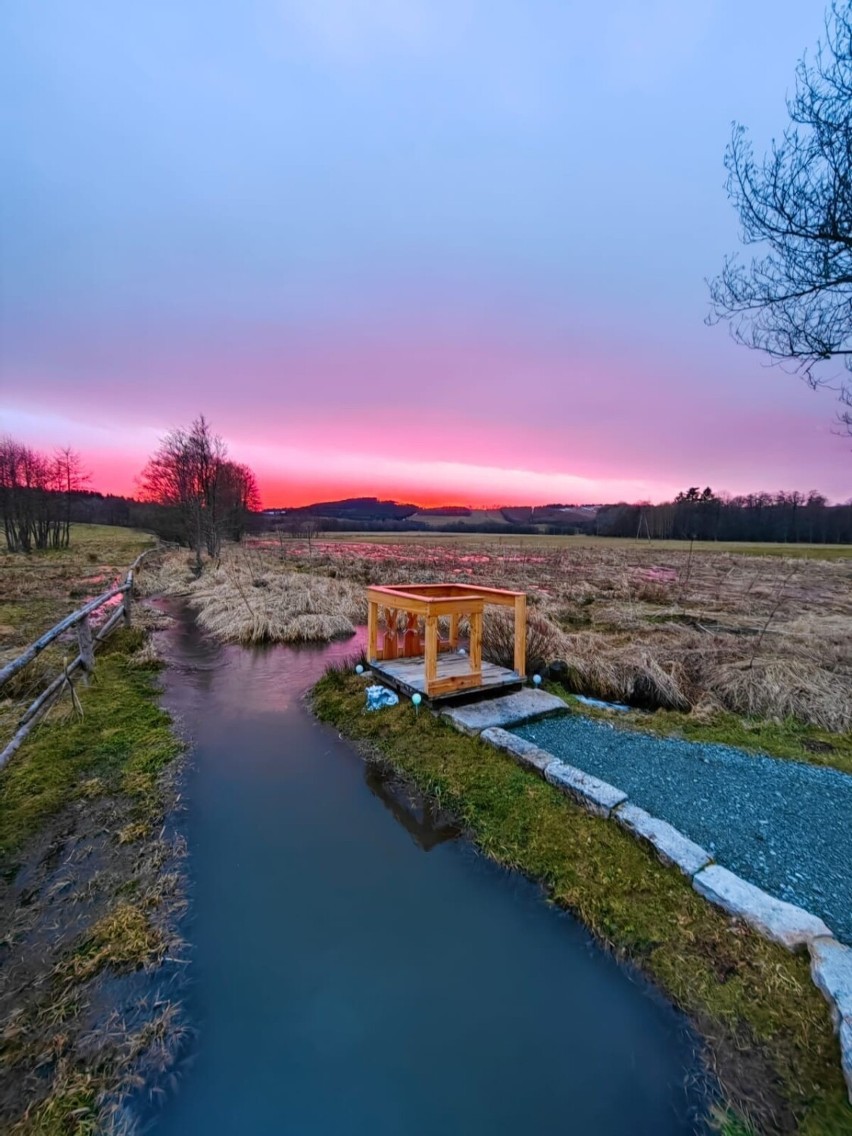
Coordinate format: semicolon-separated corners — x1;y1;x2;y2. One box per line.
514;593;527;677
368;655;521;701
449;612;460;650
367;600;378;662
425;597;484;617
368;584;524;609
366;587;429;614
427;672;484;697
469;610;482;672
424;616;438;690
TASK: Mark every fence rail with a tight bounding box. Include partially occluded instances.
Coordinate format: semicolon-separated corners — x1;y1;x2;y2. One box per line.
0;544;166;770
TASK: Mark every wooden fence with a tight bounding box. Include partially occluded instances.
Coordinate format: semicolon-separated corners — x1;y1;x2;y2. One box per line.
0;545;166;770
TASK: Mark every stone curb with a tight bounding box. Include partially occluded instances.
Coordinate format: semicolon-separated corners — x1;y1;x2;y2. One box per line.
692;864;832;952
809;936;852;1103
479;727;557;775
471;718;852;1101
544;760;627;817
613;802;712;877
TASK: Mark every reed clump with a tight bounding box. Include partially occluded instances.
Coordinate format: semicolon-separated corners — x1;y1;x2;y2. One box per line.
144;548;365;645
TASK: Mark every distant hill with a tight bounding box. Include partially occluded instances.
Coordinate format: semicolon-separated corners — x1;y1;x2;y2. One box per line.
264;497;599;534
285;497;419;521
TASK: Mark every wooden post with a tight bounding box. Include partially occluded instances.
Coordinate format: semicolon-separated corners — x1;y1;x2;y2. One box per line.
403;612;419;657
449;612;460;650
469;610;482;674
514;593;527;677
424;615;438;692
123;577;133;628
383;608;398;660
367;601;378;662
77;615;94;682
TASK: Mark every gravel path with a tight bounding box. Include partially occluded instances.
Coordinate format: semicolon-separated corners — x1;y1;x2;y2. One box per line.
513;716;852;945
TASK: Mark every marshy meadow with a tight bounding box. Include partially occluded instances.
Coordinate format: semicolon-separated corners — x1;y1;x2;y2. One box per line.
2;525;852;1133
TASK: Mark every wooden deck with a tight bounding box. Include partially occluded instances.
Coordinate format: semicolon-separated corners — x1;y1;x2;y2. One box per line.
369;654;523;701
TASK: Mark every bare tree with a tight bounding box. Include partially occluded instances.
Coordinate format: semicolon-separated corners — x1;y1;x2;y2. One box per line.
139;417;261;568
708;1;852;432
0;437;88;551
219;461;262;542
55;446;90;548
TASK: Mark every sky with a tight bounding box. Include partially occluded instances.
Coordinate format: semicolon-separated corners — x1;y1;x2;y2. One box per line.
2;0;850;507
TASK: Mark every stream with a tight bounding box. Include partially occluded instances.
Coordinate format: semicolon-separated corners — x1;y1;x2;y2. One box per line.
149;603;711;1135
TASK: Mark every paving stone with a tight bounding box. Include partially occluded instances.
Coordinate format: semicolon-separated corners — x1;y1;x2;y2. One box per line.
613;803;711;877
543;760;627;817
479;727;556;775
442;689;569;735
692;865;832;952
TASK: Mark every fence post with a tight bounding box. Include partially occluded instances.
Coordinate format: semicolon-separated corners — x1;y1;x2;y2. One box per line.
124;573;133;628
77;615;95;681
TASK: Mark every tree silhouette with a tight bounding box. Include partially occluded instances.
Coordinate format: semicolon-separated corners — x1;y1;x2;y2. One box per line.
709;1;852;434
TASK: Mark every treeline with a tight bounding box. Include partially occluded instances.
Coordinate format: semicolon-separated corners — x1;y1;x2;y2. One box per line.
0;438;88;551
596;489;852;544
1;418;262;561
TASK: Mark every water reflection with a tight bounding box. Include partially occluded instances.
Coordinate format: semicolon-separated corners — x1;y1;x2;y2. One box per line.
365;765;461;851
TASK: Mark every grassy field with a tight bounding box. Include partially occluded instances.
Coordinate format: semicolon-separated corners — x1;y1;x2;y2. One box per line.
313;670;852;1135
0;524;156;751
316;530;852;559
0;523;155;645
3;523;848;1131
172;532;852;753
0;525;185;1134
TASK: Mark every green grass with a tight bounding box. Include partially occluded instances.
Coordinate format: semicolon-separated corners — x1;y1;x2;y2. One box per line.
313;670;852;1135
0;629;180;868
0;629;183;1136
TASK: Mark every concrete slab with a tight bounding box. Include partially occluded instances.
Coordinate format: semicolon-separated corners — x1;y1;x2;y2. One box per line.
693;865;832;952
544;760;628;817
480;727;557;776
613;803;712;877
442;689;569;735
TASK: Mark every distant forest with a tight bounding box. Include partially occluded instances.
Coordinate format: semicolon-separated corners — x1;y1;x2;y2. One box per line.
596;489;852;544
50;486;852;545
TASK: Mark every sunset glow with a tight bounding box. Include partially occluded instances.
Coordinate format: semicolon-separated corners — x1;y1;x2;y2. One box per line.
2;0;849;506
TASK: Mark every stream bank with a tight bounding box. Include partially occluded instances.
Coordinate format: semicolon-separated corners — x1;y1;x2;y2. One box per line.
147;602;712;1136
312;669;852;1135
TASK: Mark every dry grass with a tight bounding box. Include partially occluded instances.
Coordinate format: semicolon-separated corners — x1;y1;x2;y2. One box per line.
144;533;851;734
142;547;366;644
238;534;852;736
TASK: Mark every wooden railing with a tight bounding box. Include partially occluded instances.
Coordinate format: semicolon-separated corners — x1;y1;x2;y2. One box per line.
0;545;166;770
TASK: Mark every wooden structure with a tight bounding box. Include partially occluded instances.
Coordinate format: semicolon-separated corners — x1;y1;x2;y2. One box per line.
366;584;527;699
